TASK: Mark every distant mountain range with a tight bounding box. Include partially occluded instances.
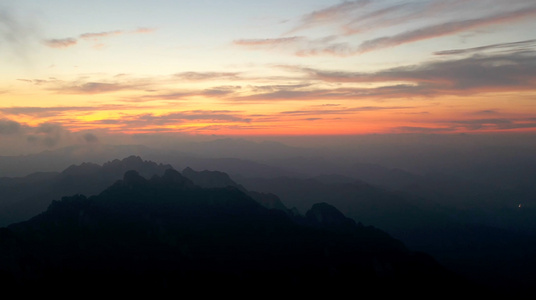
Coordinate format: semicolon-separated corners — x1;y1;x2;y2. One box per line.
0;156;171;226
1;155;535;295
0;168;473;295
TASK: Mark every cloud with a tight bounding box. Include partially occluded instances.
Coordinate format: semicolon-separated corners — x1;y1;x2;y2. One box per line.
236;84;437;102
393;126;456;133
16;78;59;85
279;105;412;116
288;0;372;33
42;38;77;48
291;50;536;96
242;1;536;57
0;105;130;117
42;27;156;49
132;27;156;34
57;82;134;94
355;6;536;54
473;110;500;115
235;36;342;56
135;111;252;124
175;72;241;81
233;37;305;49
0;118;21;135
0;7;38;58
341;2;417;35
295;5;536;56
126;91;194;102
17;74;158;95
83;133;99;143
91;111;253;132
123;85;242;103
29;122;70;147
448;118;536;131
393;117;536;133
434;39;536;56
79;30;123;40
202;86;241;96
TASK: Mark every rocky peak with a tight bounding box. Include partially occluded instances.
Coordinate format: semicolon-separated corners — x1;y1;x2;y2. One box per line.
306;202;356;227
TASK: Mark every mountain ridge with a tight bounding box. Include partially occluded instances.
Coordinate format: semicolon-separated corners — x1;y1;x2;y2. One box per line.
1;169;474;295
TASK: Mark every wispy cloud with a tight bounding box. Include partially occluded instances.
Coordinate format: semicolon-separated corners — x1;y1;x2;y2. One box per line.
393;126;456;133
94;110;252;130
288;0;372;34
393;117;536;133
0;105;130;117
233;37;305;49
132;27;156;34
279;105;412;116
42;38;77;48
434;39;536;55
234;84;434;102
290;50;536;96
42;27;156;49
123;85;242;103
448;118;536;130
174;71;241;81
17;75;155;95
473;110;500;115
0;7;38;59
79;30;123;40
354;6;536;54
341;2;417;35
56;82;136;94
239;1;536;57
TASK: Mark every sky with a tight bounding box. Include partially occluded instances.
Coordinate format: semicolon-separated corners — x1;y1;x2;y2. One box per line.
1;0;536;154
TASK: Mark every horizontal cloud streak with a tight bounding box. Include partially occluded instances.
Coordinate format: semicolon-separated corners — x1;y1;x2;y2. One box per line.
42;38;77;48
55;82;136;94
356;6;536;54
434;39;536;55
0;105;131;117
243;1;536;57
42;27;156;49
93;111;252;130
175;72;241;81
394;117;536;133
280;105;412;116
79;30;123;40
293;50;536;96
288;0;372;33
233;37;305;49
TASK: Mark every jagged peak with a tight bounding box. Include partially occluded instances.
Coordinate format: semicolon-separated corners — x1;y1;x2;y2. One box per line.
122;170;148;186
121;155;144;164
61;162;100;175
306;202;355;227
160;168;194;186
182;166;195;173
103;155;144;168
181;167;238;189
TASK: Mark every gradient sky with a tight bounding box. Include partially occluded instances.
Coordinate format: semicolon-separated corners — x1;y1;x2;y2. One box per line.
1;0;536;153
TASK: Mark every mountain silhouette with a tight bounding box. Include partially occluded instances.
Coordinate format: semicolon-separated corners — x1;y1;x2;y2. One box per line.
181;166;292;212
1;169;475;295
0;156;172;226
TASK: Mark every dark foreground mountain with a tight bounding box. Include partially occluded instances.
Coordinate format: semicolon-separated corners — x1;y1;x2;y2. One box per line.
0;169;475;295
